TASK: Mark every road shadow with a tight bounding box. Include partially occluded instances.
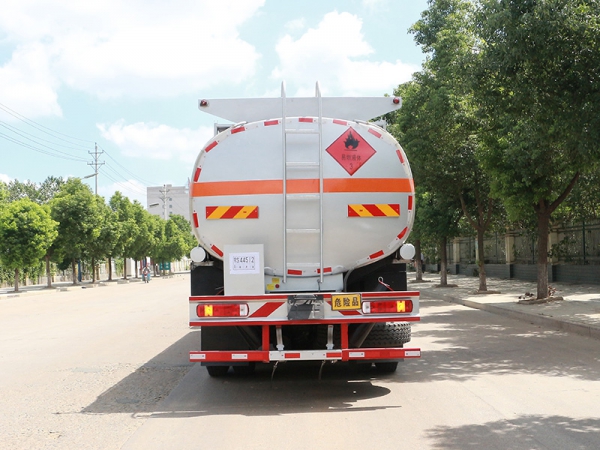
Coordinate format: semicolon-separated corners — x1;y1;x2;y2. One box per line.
426;415;600;449
83;293;600;419
82;332;198;415
398;296;600;384
83;331;395;418
145;361;396;418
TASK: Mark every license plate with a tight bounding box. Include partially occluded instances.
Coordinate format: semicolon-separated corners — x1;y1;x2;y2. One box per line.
331;293;362;311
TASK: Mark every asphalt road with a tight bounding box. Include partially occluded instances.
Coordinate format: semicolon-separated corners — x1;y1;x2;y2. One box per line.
2;277;600;449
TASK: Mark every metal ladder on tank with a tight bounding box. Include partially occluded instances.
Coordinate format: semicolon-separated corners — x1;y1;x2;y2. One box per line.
281;81;324;285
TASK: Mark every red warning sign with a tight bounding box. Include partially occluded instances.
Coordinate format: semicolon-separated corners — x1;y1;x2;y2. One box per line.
326;128;376;176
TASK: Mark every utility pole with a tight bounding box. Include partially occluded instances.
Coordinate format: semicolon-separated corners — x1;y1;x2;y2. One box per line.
159;184;170;219
88;143;105;195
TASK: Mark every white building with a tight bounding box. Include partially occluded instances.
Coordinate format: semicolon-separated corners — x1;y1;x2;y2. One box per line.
147;184;190;221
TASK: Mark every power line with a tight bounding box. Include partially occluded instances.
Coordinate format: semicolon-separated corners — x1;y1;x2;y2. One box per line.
0;130;89;162
98;145;159;186
0;102;95;145
0;120;88;152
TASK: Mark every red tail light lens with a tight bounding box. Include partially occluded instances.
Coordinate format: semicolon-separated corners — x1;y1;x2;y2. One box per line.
197;303;249;318
362;300;413;314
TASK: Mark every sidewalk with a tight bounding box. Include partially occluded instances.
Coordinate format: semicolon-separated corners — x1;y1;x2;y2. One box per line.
412;273;600;341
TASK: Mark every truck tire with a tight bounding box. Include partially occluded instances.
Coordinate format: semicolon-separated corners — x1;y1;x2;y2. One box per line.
374;362;399;373
206;365;229;377
361;322;411;347
232;363;256;375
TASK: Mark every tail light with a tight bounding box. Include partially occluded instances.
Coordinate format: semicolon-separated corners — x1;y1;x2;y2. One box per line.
197;303;249;318
362;300;413;314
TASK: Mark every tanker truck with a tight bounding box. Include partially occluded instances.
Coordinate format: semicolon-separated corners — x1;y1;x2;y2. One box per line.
188;82;420;377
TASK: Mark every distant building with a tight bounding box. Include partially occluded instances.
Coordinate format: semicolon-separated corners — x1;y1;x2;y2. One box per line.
146;184;189;221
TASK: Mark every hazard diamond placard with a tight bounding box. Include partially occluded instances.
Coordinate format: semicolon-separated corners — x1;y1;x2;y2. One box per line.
326;128;376;176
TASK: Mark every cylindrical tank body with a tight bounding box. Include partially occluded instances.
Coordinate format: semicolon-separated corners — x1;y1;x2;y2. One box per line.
190;116;414;277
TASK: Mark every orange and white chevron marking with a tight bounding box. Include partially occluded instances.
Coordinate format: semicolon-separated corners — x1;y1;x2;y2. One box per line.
347;204;400;217
205;206;259;219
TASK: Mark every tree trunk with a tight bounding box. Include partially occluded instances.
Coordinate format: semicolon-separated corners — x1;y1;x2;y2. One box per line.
91;257;96;283
477;227;487;292
108;256;113;281
123;259;127;280
415;239;423;281
14;268;19;292
71;259;78;285
45;254;52;288
536;212;551;299
439;237;448;286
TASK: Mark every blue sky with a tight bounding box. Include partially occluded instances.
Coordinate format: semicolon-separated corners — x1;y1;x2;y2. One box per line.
0;0;428;204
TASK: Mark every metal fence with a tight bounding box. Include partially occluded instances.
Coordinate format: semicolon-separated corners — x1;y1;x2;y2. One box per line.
443;221;600;266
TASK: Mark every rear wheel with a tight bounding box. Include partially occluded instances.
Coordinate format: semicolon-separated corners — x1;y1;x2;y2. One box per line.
374;361;399;373
206;365;229;377
362;322;411;347
363;322;411;374
232;363;256;375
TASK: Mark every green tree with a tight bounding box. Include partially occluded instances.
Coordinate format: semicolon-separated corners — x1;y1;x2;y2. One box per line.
397;0;500;291
50;179;101;284
130;202;155;277
0;181;8;204
475;0;600;298
169;214;196;255
0;199;57;292
155;217;191;272
109;192;137;279
86;197;119;282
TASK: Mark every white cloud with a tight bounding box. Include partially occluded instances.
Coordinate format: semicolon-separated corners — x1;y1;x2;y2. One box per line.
98;120;213;164
285;18;306;32
0;0;265;116
0;173;12;183
0;43;62;120
271;11;418;96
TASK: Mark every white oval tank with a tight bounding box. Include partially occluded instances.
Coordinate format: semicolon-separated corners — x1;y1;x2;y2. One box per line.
190;117;414;277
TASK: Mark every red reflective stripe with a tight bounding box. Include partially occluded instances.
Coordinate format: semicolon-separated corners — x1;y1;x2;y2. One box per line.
317;267;332;274
408;195;413;210
194;167;202;182
333;119;347;125
287;269;303;275
264;120;279;126
299;118;313;123
396;149;404;164
369;250;384;259
397;227;408;239
231;126;246;134
193;212;199;228
205;141;218;152
368;128;382;138
211;245;223;257
251;302;284;318
285;353;301;359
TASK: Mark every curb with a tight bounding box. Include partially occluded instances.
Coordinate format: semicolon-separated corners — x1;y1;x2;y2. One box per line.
431;290;600;341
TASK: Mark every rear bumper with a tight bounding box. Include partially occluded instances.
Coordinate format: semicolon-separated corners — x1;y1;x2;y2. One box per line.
190;347;421;363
